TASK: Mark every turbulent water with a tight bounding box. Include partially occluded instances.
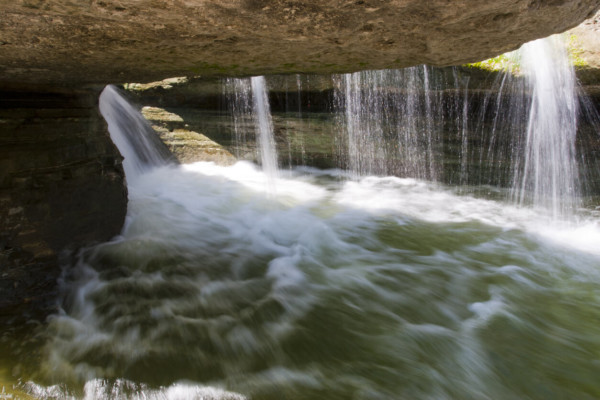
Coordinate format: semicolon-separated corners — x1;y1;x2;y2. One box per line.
4;161;599;399
2;33;599;400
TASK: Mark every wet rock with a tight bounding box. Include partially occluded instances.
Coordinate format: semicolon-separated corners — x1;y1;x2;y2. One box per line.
0;86;127;325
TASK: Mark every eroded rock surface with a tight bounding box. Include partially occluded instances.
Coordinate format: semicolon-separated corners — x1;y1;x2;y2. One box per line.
141;106;237;164
568;10;600;92
1;0;598;86
0;86;127;325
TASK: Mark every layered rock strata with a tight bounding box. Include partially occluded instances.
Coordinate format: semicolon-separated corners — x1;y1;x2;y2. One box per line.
0;0;598;86
0;86;127;325
141;106;237;165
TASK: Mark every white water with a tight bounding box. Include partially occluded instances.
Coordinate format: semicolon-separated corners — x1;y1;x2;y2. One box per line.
24;380;247;400
332;35;586;220
512;35;580;218
224;77;253;159
98;85;174;182
334;68;441;179
251;76;279;185
225;76;279;188
13;35;598;400
31;161;600;399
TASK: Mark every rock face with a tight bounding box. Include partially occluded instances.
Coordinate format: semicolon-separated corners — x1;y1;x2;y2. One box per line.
568;10;600;91
571;10;600;70
0;0;598;86
141;106;237;165
0;86;127;325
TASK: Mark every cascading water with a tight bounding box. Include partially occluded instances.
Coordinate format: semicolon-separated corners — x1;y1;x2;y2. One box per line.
333;35;586;220
3;34;600;400
454;70;470;187
251;76;279;183
464;35;583;218
334;68;442;180
224;77;254;159
99;85;175;182
512;35;580;218
224;76;279;187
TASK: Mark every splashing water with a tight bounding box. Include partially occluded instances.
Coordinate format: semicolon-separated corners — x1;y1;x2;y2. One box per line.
331;35;590;220
224;77;254;159
16;161;600;400
99;85;175;182
512;35;580;218
2;34;599;400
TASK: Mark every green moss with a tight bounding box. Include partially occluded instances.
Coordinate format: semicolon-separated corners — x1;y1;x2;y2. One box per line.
566;33;589;68
465;33;589;75
465;53;521;74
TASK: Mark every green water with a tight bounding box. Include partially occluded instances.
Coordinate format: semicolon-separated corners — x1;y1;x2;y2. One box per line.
2;162;600;399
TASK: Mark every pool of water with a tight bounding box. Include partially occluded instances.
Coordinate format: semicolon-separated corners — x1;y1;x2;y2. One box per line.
3;161;600;399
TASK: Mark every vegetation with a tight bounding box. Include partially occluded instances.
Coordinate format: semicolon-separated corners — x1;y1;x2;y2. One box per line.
464;33;589;75
465;53;521;74
566;33;589;68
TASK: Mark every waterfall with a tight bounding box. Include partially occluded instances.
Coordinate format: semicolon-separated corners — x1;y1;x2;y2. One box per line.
224;76;279;185
99;85;175;182
511;35;580;218
453;69;470;187
224;77;254;159
251;76;279;182
331;35;584;219
334;68;441;180
467;36;581;217
10;34;600;400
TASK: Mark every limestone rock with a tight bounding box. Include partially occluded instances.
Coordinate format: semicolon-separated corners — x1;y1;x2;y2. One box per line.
0;86;127;324
568;9;600;92
0;0;598;86
141;106;237;165
570;10;600;70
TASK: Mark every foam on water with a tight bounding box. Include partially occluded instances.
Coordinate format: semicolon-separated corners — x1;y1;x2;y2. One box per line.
23;162;600;399
24;380;247;400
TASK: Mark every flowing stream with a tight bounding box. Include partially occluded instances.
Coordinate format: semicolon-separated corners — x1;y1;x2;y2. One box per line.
13;161;600;399
1;36;600;399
